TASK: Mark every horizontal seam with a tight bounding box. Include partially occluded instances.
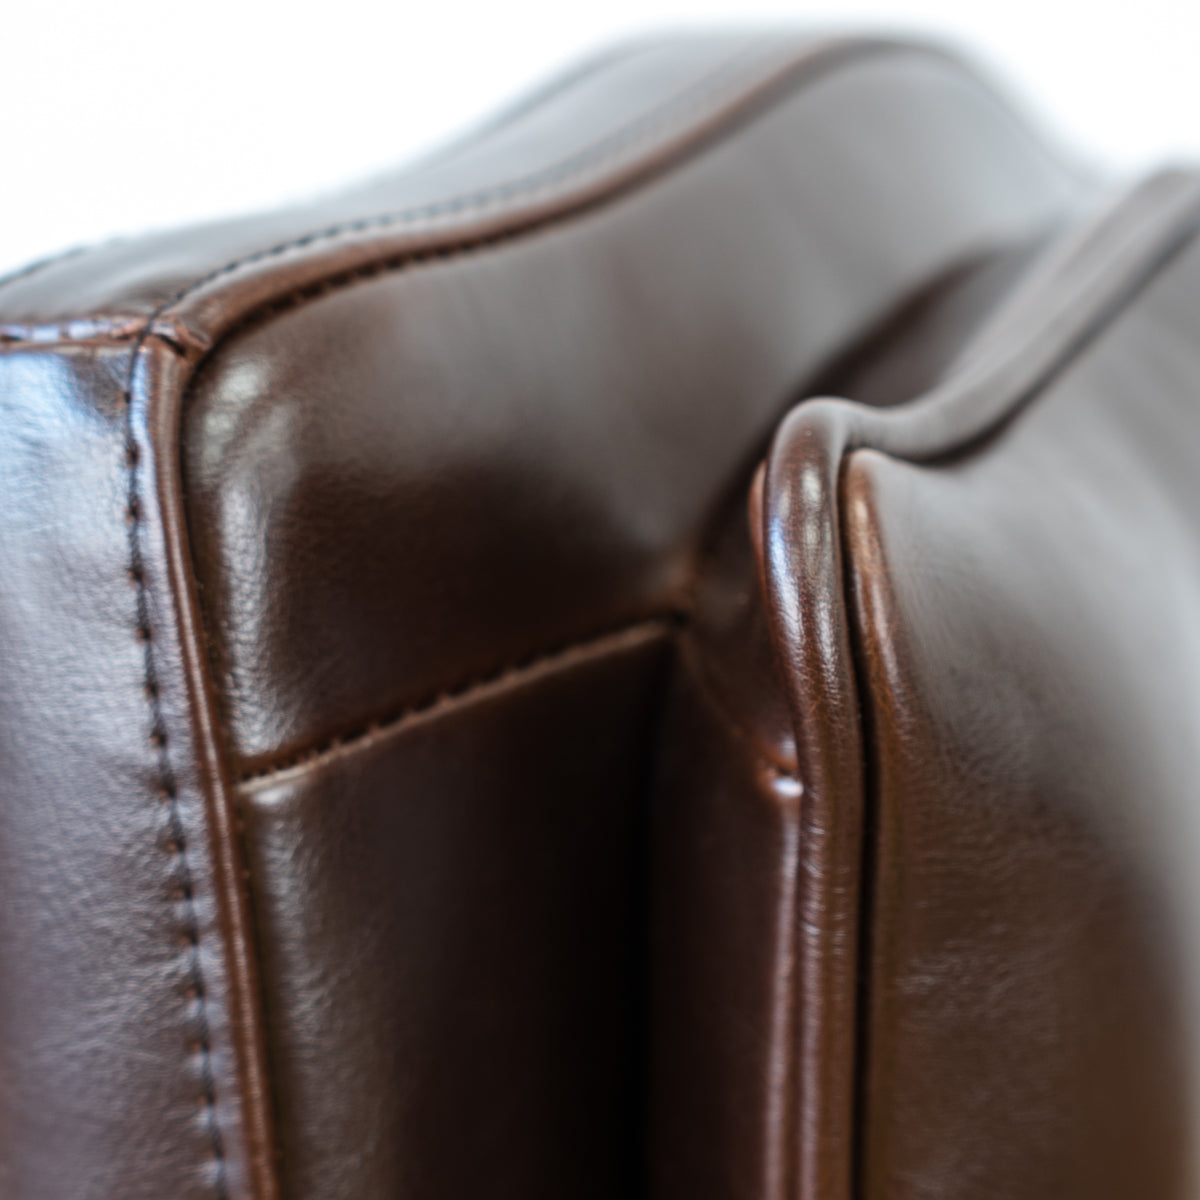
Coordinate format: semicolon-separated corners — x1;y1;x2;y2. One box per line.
0;39;777;342
158;38;788;301
0;37;913;347
172;44;920;372
234;613;683;788
232;611;798;791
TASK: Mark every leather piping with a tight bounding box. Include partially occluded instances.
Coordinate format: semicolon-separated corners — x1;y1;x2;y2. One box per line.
0;36;857;344
125;354;232;1195
0;35;1065;349
754;168;1200;1200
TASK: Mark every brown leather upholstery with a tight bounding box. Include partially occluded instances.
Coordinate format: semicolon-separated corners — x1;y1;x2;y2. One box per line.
2;27;1192;1200
755;170;1200;1200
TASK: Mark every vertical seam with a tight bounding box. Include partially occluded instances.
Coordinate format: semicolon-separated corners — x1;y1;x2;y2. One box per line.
124;331;228;1197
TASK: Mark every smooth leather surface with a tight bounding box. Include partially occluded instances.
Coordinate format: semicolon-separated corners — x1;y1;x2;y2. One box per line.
8;25;1188;1200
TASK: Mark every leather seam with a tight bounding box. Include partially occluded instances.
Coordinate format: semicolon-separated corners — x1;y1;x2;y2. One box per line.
0;36;920;348
0;41;632;309
152;37;795;306
233;614;799;790
234;614;686;787
0;41;749;319
123;335;229;1197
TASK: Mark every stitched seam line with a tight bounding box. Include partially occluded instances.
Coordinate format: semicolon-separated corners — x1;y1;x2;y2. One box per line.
0;37;909;349
0;41;663;312
160;38;786;302
233;613;798;789
0;46;631;310
0;40;767;337
235;615;681;785
124;335;228;1197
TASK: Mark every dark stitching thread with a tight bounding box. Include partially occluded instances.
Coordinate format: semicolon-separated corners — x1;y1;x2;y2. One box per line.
236;614;686;785
123;338;228;1197
0;39;771;342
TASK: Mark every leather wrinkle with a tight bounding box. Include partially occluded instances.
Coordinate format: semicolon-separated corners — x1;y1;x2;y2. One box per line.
123;329;229;1196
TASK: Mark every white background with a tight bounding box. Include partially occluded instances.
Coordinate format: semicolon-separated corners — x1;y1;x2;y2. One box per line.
2;0;1195;278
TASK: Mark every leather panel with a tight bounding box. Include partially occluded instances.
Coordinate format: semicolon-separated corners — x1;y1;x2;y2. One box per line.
843;231;1200;1197
753;172;1200;1200
236;625;670;1198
